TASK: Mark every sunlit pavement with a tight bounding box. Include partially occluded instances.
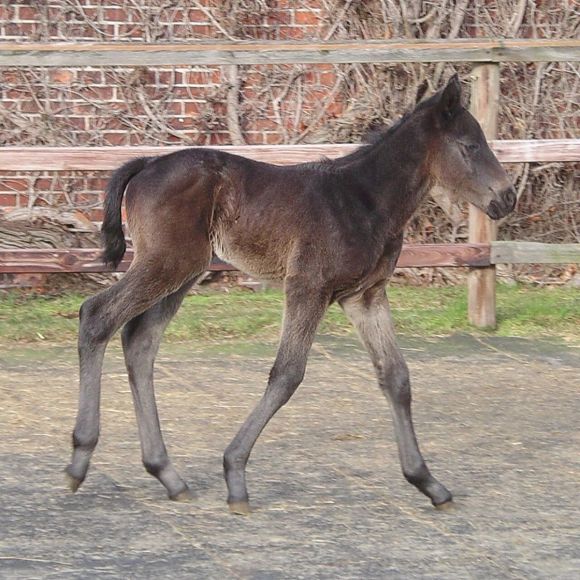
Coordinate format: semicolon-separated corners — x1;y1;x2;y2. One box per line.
1;335;578;579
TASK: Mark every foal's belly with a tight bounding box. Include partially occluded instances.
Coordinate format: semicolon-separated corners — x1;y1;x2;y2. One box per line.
211;223;287;281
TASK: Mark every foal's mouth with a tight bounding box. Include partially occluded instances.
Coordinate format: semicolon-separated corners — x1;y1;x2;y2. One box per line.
486;186;517;220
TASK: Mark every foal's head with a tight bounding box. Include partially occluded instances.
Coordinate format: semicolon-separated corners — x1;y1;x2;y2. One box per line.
421;75;516;220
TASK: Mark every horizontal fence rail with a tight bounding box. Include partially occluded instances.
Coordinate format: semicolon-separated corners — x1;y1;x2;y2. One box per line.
0;140;578;171
0;245;492;274
2;243;578;275
0;39;579;66
491;242;580;264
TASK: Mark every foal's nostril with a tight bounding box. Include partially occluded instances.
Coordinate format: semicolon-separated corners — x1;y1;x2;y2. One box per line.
502;186;517;210
487;200;501;220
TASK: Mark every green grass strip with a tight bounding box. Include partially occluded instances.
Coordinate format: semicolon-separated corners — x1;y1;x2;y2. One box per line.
0;285;577;346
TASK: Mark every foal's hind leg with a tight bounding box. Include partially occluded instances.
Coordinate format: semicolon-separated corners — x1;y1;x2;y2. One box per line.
341;286;452;508
65;260;196;492
121;279;196;501
223;281;329;514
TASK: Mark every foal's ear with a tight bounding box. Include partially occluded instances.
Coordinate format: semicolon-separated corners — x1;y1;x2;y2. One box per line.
415;79;429;105
437;74;462;120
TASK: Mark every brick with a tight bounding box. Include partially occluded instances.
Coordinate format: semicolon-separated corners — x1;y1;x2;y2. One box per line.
263;132;283;144
81;86;114;100
0;6;13;21
33;178;54;190
157;71;179;85
1;70;25;84
86;177;108;190
89;116;124;131
77;70;104;85
117;24;147;38
188;24;214;37
49;69;75;84
129;134;146;146
186;8;207;22
67;102;91;116
73;192;101;204
184;70;217;85
209;133;231;145
183;101;202;115
2;179;29;192
268;10;292;25
303;70;318;83
326;101;345;116
88;208;104;222
278;26;306;39
0;194;18;207
164;101;184;115
103;7;127;21
172;86;205;99
4;22;37;37
253;118;279;131
60;116;87;130
294;10;320;25
3;87;24;100
319;71;339;85
103;133;129;145
167;117;196;130
16;6;40;20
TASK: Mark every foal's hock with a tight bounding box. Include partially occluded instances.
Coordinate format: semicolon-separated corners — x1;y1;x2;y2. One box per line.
66;75;516;514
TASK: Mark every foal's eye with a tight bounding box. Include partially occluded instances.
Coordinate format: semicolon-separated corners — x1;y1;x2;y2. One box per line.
466;143;480;153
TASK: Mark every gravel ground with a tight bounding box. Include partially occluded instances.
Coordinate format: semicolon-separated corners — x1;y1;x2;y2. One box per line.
0;334;579;579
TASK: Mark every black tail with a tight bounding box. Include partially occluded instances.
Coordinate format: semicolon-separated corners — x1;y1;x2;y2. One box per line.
101;157;149;269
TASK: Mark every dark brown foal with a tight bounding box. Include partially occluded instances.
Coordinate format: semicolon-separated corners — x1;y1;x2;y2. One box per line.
66;75;516;513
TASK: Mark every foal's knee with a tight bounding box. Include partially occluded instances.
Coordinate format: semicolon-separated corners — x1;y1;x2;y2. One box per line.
78;295;112;348
267;360;306;406
143;455;169;478
377;358;411;406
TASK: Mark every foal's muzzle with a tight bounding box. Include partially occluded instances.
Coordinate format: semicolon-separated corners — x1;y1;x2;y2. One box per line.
486;186;516;220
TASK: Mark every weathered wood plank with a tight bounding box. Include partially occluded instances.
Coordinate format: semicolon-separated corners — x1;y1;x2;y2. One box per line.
490;139;580;163
0;140;577;171
0;244;491;274
0;144;356;171
0;39;578;66
3;242;576;273
397;244;490;268
491;242;580;264
468;63;499;329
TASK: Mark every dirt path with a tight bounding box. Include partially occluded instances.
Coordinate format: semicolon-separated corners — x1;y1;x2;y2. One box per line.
0;335;579;579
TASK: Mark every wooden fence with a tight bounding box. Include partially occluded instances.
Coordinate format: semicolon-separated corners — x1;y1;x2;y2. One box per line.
1;39;579;327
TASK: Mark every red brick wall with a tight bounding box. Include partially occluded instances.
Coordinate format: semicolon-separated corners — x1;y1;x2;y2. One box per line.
0;1;338;220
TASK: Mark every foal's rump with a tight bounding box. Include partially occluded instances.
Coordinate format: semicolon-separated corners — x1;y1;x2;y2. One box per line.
101;147;322;281
102;149;236;277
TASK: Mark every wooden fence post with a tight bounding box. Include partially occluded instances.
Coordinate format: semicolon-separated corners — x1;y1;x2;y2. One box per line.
468;63;500;328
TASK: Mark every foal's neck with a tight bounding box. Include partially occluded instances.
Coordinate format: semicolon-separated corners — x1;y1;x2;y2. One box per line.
354;120;433;236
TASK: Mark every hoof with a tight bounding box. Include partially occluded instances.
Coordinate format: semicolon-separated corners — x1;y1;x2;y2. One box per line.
434;500;455;512
169;487;194;502
64;469;83;493
228;500;251;516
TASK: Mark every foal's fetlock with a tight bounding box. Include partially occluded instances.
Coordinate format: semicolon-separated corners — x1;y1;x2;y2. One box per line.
65;433;97;492
143;459;192;502
403;467;453;508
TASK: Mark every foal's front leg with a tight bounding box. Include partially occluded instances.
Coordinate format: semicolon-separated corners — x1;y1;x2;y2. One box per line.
223;283;329;515
341;287;452;508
